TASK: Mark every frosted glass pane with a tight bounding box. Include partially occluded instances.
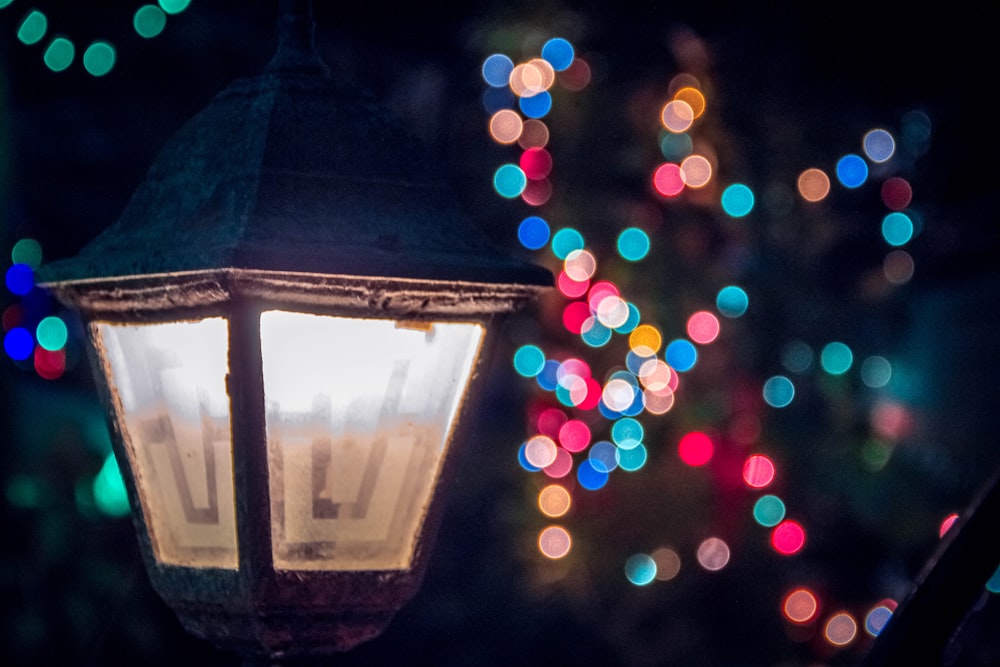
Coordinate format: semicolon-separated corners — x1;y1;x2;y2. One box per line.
98;319;238;569
260;312;483;571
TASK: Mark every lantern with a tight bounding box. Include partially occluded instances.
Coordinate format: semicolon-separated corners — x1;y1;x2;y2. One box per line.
38;1;549;660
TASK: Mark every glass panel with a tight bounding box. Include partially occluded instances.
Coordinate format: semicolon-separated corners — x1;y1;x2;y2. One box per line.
97;318;238;569
260;312;483;571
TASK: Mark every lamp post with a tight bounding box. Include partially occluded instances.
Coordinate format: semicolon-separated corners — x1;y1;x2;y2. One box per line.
38;1;549;661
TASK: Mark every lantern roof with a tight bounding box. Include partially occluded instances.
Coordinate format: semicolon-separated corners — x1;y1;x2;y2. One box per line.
39;4;550;290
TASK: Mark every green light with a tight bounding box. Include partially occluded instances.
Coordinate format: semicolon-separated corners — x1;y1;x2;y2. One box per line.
17;9;47;45
43;36;75;72
753;494;786;527
0;0;16;9
36;316;68;351
134;5;167;39
11;238;42;269
93;453;131;517
158;0;191;14
820;341;853;375
5;474;44;509
83;41;116;77
986;564;1000;594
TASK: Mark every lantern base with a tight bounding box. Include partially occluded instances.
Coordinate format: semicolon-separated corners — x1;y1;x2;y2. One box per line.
175;605;397;659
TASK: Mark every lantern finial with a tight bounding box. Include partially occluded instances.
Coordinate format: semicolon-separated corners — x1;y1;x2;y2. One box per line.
267;0;328;76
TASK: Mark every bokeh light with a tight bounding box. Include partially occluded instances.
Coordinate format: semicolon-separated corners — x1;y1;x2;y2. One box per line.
543;447;573;479
558;419;591;453
519;119;549;148
524;435;558;468
616;443;648;471
673;86;706;118
558;271;589;298
721;183;754;217
134;4;167;39
5;263;34;296
861;355;892;388
588;440;618;473
494;163;527;198
651;547;681;581
37;350;66;381
514;59;556;97
519;90;553;119
753;494;786;527
653;162;685;197
820;341;853;375
564;249;597;282
11;239;42;269
716;285;749;318
611;416;643;449
520;147;553;180
686;311;720;344
743;454;776;488
541;37;574;71
489;109;523;144
824;612;858;646
629;324;662;357
863;128;895;162
882;212;914;246
551;227;585;259
638;358;671;391
17;9;47;45
537;407;567;438
538;484;572;518
558;57;591;91
83;41;116;76
617;227;651;261
680;154;712;187
865;603;894;637
783;587;819;624
93;452;130;517
797;168;830;202
4;327;34;361
513;344;545;377
881;176;913;210
987;565;1000;594
665;338;697;372
482;53;514;87
883;249;915;285
836;154;868;188
625;553;657;586
35;316;67;352
43;36;75;72
771;520;806;555
763;375;795;407
518;215;550;250
781;341;813;373
678;431;713;466
576;459;609;490
158;0;192;13
660;132;693;161
538;525;572;559
939;512;959;538
660;99;695;133
522;178;553;206
696;537;730;571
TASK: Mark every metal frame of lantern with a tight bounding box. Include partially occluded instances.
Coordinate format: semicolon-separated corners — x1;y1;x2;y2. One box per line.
38;1;549;660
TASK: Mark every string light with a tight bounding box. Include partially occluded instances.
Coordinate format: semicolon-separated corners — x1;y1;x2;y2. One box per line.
1;0;194;76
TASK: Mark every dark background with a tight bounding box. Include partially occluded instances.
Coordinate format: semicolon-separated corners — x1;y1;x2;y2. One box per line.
2;2;999;665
